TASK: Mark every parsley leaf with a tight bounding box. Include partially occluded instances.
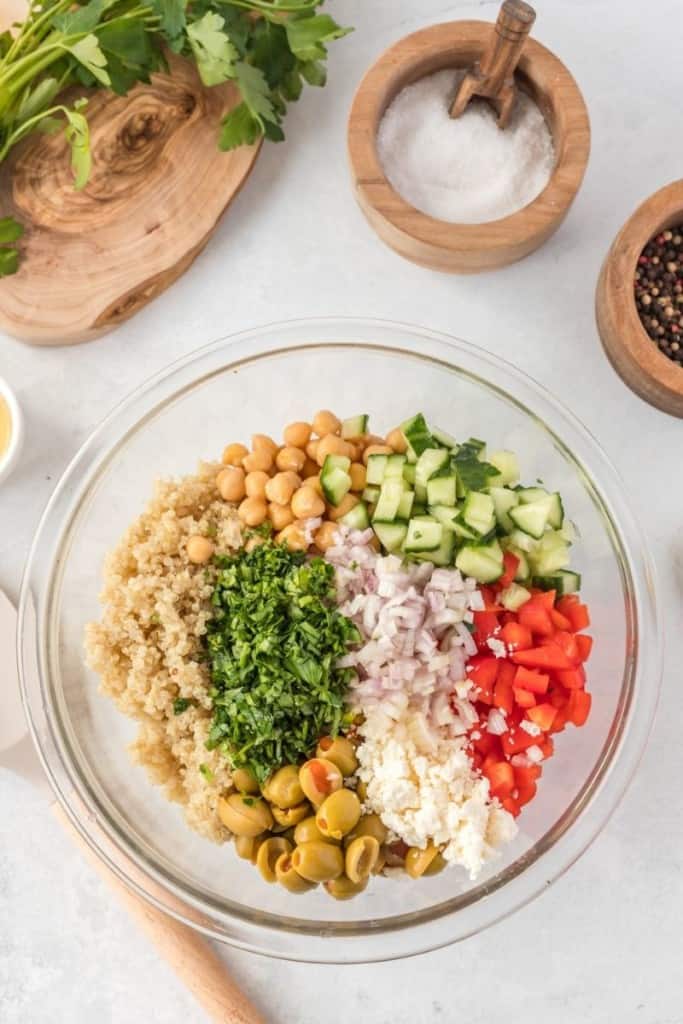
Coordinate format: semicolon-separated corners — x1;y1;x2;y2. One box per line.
187;12;238;87
205;540;359;782
219;102;262;150
0;246;20;277
285;14;351;62
173;697;192;714
53;0;104;35
63;34;111;87
235;61;277;129
0;217;24;245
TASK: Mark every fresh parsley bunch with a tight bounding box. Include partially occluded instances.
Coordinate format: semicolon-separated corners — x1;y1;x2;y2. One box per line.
205;540;360;783
0;0;351;274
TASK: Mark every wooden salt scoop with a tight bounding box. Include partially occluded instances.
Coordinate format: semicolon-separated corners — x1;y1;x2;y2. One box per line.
450;0;536;128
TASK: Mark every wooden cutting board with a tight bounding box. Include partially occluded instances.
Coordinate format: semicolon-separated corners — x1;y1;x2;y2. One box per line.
0;55;261;346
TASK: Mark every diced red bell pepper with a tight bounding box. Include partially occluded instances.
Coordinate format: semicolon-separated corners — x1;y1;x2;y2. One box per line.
484;760;515;799
526;703;558;731
514;764;542;788
511;644;575;671
501;795;521;817
529;589;557;611
518;602;554;637
473;731;500;756
557;597;590;631
538;735;555;759
514;666;550;694
513;686;536;708
501;726;542;755
473;611;500;648
550;607;573;631
500;621;533;651
467;653;499;703
479;586;503;612
549;706;568;733
549;630;581;665
493;661;516;713
576;634;593;662
516;781;537;807
567;689;592;726
555;666;586;690
498;551;520;589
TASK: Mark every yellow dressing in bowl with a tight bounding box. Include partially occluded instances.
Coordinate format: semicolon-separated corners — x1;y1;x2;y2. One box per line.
0;396;12;459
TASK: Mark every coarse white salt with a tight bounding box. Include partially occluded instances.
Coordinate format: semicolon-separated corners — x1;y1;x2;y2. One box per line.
377;69;555;224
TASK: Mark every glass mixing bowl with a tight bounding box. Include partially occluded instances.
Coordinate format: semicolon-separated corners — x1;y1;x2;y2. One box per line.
19;319;660;962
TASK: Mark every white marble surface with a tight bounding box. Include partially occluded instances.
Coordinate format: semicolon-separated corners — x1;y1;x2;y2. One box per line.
1;0;682;1020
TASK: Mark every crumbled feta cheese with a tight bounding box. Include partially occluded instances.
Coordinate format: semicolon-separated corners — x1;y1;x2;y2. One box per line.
527;744;544;762
486;637;507;659
520;719;541;736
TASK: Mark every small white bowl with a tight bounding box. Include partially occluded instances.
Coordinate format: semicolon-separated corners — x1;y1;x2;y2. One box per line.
0;376;24;486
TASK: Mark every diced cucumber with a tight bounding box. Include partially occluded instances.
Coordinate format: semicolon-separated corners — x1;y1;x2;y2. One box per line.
508;528;539;554
373;521;408;552
373;479;404;521
431;426;458;449
412;502;428;517
509;547;530;581
509;497;553;539
397;491;414;520
517;486;549;504
404;517;443;552
403;462;416;486
500;582;531;611
462;491;496;535
426;474;457;507
529;540;571;576
363;485;380;504
414;529;456;566
489;486;520;532
455;540;504;583
405;443;418;464
546;493;564;529
517;487;564;530
341;415;368;439
384;453;407;479
339;501;370;530
415;449;450;496
430;504;459;530
488;450;520;487
532;569;581;595
401;414;433;456
366;454;389;485
320;455;351;506
558;520;577;543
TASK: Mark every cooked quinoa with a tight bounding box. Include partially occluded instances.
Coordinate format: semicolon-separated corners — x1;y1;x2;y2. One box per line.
84;461;242;842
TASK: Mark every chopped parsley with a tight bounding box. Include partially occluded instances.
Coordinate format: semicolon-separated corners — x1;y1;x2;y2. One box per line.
173;698;193;715
199;763;214;782
205;540;359;783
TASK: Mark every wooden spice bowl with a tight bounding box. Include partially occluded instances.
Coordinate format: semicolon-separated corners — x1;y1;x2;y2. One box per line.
596;179;683;418
347;22;591;273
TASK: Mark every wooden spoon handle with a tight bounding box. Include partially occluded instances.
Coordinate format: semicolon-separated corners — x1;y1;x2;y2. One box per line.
479;0;536;94
52;803;266;1024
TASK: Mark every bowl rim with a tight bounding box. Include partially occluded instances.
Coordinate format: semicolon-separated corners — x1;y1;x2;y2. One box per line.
347;22;591;263
0;374;24;486
18;317;661;962
596;178;683;416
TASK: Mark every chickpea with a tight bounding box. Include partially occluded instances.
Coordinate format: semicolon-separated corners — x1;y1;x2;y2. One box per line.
284;421;312;448
306;475;324;497
291;486;325;520
316;434;354;467
265;472;298;506
251;434;278;457
313;521;339;552
302;457;320;479
217;466;246;502
269;503;294;531
312;410;341;437
385;428;408;453
186;535;214;564
245;470;269;499
238;497;267;527
328;493;358;522
305;439;319;461
277;523;308;551
276;446;306;474
349;463;366;492
362;444;393;466
222;443;248;466
243;449;273;473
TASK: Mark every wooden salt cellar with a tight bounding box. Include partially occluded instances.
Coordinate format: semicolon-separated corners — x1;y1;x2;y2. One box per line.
596;179;683;418
347;18;591;273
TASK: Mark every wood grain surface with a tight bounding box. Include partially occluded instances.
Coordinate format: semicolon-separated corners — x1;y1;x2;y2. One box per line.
595;179;683;418
347;21;590;274
0;55;261;346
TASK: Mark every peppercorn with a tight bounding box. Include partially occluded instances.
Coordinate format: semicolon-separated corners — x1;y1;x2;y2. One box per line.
633;221;683;366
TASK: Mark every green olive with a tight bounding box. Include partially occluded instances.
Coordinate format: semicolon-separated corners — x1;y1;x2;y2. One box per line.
345;835;380;883
316;789;361;840
293;815;339;846
372;847;387;875
298;758;343;808
218;793;273;837
234;834;264;863
275;852;317;894
291;841;344;883
271;802;310;828
325;875;368;901
423;852;447;877
262;765;305;809
355;779;368;803
315;736;359;776
345;813;388;847
256;836;293;883
231;766;260;794
405;844;440;879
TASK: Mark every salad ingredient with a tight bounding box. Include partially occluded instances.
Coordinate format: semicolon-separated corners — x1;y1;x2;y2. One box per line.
345;835;380;883
217;793;274;836
315;735;358;776
206;540;359;783
271;802;309;827
187;535;215;564
0;216;23;277
234;835;264;862
275;852;317;893
315;788;361;840
299;757;343;807
256;836;293;883
345;813;388;847
325;875;368;900
293;815;336;846
218;467;247;502
291;840;344;883
261;764;305;809
232;767;260;794
313;410;342;437
377;69;554;225
405;844;443;879
634;225;683;364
